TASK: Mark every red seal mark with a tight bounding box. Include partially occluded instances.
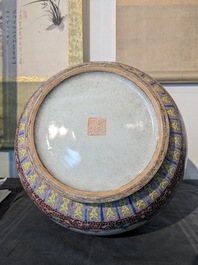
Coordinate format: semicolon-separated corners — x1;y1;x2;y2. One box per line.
88;118;106;136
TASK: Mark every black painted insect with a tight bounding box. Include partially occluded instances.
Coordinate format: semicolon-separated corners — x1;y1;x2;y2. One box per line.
25;0;66;30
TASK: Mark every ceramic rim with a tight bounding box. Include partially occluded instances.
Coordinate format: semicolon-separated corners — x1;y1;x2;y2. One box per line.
19;62;170;203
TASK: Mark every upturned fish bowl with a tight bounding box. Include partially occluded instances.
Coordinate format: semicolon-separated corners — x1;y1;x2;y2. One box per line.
15;62;187;235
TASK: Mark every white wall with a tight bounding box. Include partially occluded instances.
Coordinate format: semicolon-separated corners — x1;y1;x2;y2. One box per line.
89;0;116;62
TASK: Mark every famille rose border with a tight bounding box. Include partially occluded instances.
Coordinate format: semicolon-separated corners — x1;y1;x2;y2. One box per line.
15;63;186;235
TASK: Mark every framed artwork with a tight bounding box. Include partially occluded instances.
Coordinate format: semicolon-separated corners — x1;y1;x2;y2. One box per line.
0;0;83;148
116;0;198;83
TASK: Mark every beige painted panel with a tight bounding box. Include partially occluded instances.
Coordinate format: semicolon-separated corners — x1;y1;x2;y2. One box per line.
117;0;198;82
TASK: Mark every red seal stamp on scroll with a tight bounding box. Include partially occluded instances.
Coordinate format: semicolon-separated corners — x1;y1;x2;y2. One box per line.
88;118;106;136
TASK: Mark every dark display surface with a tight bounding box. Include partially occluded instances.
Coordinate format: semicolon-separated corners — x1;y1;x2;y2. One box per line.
0;179;198;265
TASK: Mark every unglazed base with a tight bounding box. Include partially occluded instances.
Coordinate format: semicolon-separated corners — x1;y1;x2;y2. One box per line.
34;72;159;192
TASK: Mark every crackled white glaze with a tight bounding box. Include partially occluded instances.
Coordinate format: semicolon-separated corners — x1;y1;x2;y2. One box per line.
34;71;159;192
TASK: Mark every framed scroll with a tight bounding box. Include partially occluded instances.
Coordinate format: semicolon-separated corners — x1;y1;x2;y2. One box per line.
0;0;83;148
116;0;198;83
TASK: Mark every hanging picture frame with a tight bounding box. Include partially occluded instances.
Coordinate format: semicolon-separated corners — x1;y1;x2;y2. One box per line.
0;0;83;148
116;0;198;83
